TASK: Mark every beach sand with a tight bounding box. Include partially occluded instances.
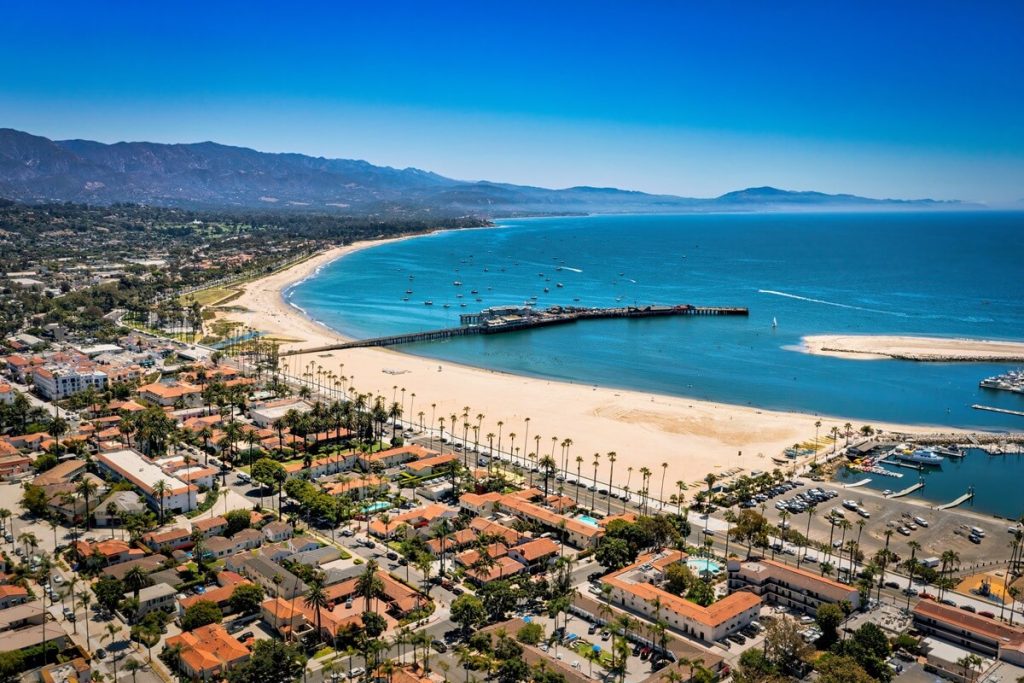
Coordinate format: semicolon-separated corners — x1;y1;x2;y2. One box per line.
802;334;1024;362
216;237;948;492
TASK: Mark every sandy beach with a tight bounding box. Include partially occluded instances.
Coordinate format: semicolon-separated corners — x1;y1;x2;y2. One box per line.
216;236;949;491
801;334;1024;362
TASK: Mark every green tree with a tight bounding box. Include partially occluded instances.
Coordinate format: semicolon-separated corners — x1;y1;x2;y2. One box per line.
93;577;126;613
229;583;265;615
225;508;252;536
516;621;545;645
226;639;306;683
814;603;844;646
451;594;487;636
0;650;25;683
814;654;874;683
664;562;695;596
20;484;49;517
181;599;222;630
595;537;634;570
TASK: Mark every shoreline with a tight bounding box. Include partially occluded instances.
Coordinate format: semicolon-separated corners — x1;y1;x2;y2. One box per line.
801;334;1024;362
218;234;970;487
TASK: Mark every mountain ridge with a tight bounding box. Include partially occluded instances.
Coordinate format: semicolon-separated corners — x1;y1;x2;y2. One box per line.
0;128;967;216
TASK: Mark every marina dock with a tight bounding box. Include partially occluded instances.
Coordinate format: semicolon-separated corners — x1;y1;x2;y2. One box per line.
878;458;923;471
281;304;748;357
936;488;975;510
972;404;1024;418
887;481;925;498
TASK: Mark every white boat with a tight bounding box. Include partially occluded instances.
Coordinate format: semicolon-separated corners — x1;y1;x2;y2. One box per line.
896;448;944;466
771;317;778;328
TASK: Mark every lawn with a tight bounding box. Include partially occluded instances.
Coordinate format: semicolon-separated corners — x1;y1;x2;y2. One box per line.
180;286;238;307
572;639;613;667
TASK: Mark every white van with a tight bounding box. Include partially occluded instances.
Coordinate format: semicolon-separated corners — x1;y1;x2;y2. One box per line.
970;527;986;537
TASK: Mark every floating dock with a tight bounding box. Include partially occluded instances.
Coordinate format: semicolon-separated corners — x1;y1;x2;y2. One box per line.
936;488;975;510
281;304;748;357
972;404;1024;418
878;458;924;471
887;482;925;498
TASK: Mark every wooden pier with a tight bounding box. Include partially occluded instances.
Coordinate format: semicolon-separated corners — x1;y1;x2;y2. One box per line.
281;304;748;357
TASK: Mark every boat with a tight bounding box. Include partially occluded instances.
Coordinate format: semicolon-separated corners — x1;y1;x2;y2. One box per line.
453;281;462;286
895;448;944;466
402;297;409;301
424;301;433;306
771;317;778;329
443;303;451;308
460;303;467;307
556;282;564;288
543;287;549;293
475;297;483;302
405;289;413;294
933;445;964;458
470;289;478;294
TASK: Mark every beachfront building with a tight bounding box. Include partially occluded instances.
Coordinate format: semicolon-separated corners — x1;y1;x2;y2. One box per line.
727;558;860;615
32;364;107;400
96;448;198;513
495;492;604;549
248;397;313;428
603;551;761;644
403;453;457;477
358;444;439;471
913;601;1024;665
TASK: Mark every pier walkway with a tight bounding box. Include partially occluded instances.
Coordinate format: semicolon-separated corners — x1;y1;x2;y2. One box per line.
972;404;1024;418
842;478;872;489
280;304;748;357
887;482;925;498
936;489;975;510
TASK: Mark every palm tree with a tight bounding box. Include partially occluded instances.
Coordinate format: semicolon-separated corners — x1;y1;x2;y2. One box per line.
18;531;38;557
590;453;601;510
304;572;329;642
703;474;716;536
820;561;835;577
605;452;617;514
124;565;149;601
905;540;922;609
876;529;895;603
152;480;168;524
814;419;822;460
76;478;98;531
357;560;384;612
102;623;121;679
939;549;960;600
658;462;668;509
574;455;584;504
124;657;143;683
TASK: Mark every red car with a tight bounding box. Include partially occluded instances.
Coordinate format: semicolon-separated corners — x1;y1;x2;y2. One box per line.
919;592;935;600
979;611;996;619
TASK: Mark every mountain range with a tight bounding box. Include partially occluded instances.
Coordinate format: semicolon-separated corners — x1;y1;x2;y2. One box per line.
0;128;964;216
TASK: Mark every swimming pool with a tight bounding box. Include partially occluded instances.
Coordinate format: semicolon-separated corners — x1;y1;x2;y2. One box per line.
575;514;600;526
687;558;722;574
362;501;392;513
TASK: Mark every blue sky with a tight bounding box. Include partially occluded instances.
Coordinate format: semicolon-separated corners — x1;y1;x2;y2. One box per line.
3;2;1023;203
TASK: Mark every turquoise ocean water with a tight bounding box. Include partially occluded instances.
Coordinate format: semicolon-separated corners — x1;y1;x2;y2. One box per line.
289;212;1024;514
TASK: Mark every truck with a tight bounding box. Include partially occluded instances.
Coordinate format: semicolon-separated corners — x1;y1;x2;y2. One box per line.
921;557;941;569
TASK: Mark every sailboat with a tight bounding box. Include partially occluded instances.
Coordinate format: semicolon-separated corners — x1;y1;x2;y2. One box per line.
771;317;778;329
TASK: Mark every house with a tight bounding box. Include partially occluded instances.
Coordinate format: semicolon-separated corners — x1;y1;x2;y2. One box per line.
137;381;203;408
0;453;31;480
603;551;761;643
0;384;12;405
727;558;861;615
496;494;603;548
0;585;29;609
192;515;229;538
238;556;307;599
324;475;388;501
38;658;92;683
260;596;311;640
507;537;560;572
367;504;459;539
913;600;1024;665
262;521;294;543
132;582;177;618
73;539;144;568
466;556;528;584
101;555;168;581
426;528;479;557
142;526;193;552
358;444;439;471
0;600;46;631
456;543;509;568
165;623;250;680
248;398;312;428
93;491;146;527
179;576;251;615
469;517;526;546
459;492;504;516
3;623;69;655
403;453;457;477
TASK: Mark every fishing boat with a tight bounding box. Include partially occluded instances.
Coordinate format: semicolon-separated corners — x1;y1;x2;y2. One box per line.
895;448;944;467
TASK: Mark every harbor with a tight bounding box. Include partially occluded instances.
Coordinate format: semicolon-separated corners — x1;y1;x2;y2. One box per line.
281;303;748;356
980;368;1024;395
835;442;1024;519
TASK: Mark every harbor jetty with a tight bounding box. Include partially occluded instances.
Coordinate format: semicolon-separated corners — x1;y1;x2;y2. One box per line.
936;488;976;510
887;481;925;499
280;303;748;357
971;404;1024;418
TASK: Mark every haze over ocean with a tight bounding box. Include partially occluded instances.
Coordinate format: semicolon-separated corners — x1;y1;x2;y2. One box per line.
289;211;1024;429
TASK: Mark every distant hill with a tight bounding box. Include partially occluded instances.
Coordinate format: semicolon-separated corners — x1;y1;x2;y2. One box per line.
0;128;964;216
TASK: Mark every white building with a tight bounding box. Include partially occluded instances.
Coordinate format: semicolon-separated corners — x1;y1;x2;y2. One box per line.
96;449;198;514
32;364;107;400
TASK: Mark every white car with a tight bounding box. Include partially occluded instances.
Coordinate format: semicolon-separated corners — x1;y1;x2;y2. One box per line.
349;668;366;678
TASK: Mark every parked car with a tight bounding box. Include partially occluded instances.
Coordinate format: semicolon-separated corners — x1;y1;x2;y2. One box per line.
431;639;448;653
349;667;366;679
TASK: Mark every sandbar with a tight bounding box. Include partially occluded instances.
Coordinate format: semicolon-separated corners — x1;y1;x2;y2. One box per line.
801;335;1024;362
